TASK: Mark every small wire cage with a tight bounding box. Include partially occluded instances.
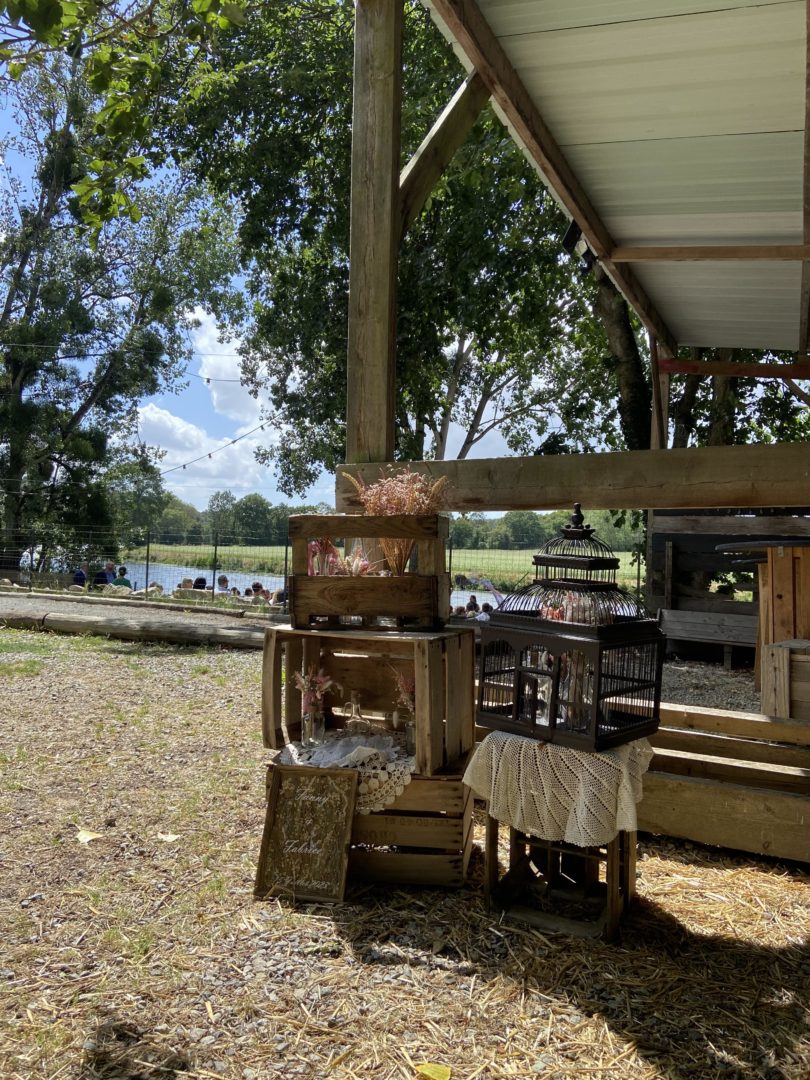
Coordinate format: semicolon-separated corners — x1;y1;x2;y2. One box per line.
477;504;664;751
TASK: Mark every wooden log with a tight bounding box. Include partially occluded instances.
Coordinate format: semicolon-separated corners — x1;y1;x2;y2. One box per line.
649;747;810;795
336;442;810;513
657;702;810;746
652;514;810;537
638;773;809;863
38;612;265;649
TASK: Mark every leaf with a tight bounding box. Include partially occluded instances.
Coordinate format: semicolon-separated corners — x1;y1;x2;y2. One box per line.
76;829;104;844
415;1067;451;1080
157;833;180;843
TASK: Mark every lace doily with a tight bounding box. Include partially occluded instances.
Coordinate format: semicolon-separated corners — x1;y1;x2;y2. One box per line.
279;733;415;814
463;730;653;847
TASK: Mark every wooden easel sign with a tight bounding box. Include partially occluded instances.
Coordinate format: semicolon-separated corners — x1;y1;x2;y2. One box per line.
255;765;358;903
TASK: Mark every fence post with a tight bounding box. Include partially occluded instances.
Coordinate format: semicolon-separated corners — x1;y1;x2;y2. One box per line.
211;532;219;603
28;537;35;592
145;529;151;599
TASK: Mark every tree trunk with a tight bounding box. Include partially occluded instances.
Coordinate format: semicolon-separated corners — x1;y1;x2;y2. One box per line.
592;266;651;450
708;350;738;446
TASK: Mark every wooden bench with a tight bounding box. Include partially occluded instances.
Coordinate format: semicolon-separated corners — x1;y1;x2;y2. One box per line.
658;607;758;668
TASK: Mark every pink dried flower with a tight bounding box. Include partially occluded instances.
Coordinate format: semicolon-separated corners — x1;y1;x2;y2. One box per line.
390;665;416;714
294;665;341;713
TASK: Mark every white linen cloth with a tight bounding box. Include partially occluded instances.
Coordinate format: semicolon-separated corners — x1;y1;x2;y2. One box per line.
279;733;415;815
463;730;653;847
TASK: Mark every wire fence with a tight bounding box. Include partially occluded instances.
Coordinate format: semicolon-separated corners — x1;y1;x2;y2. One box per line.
1;526;647;608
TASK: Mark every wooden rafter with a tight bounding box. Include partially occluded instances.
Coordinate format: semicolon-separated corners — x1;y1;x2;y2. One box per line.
612;244;810;263
399;72;490;240
336;442;810;513
428;0;678;358
658;358;810;379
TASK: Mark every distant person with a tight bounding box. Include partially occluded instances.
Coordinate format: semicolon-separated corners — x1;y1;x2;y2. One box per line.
216;574;229;593
180;578;194;590
112;566;132;588
466;594;479;613
73;562;89;587
192;576;207;590
270;587;287;605
243;587;253;598
92;561;116;588
251;580;263;595
453;605;467;616
476;602;493;622
230;586;240;596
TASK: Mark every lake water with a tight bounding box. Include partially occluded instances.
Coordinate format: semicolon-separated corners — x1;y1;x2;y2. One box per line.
122;559;494;610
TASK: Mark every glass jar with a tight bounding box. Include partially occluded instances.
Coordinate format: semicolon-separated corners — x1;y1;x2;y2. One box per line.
302;706;325;746
345;690;370;735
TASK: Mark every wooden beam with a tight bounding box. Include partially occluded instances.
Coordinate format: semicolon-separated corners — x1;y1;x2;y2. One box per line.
649;336;668;450
399;72;490;240
335;442;810;513
428;0;677;358
800;0;810;353
346;0;403;464
659;357;810;379
612;244;810;262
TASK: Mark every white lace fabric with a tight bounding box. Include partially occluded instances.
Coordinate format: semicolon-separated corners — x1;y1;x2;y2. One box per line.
463;730;653;847
279;733;415;814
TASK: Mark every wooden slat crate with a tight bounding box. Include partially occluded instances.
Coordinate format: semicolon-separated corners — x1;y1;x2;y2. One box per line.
349;770;473;888
638;702;810;863
287;513;450;630
262;625;476;775
760;639;810;720
264;764;473;889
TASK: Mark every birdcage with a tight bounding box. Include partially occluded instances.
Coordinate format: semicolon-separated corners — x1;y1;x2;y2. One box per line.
477;504;663;751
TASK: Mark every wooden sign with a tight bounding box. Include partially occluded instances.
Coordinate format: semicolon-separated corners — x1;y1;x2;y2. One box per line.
255;764;358;903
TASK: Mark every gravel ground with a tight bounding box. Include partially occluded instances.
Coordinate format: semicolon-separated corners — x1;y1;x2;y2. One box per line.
0;626;806;1080
0;591;762;713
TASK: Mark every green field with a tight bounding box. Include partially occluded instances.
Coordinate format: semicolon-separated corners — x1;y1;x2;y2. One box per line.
124;542;643;593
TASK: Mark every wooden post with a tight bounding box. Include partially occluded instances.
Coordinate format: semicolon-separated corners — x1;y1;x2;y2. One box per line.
346;0;403;465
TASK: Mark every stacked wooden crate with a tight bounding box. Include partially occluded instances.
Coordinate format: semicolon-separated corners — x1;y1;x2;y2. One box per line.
262;624;476;887
761;640;810;721
287;513;450;630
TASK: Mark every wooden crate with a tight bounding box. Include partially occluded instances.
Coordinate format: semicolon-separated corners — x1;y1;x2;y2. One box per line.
287;513;450;630
262;625;476;775
264;764;473;889
349;769;473;888
638;702;810;863
761;639;810;720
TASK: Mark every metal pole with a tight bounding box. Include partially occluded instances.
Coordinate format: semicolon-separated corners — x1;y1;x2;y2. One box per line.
211;532;219;603
283;540;289;614
145;528;151;599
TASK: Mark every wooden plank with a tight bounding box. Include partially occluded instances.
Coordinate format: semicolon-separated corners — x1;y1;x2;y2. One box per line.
658;357;810;379
657;702;810;747
335;442;810;513
290;573;445;625
427;0;677;357
262;628;282;749
650;747;810;795
288;514;448;540
800;0;810;354
346;0;402;464
348;849;464;886
612;244;810;263
761;643;792;718
638;773;809;863
283;635;304;738
443;632;464;766
389;774;467;814
770;546;798;641
652;514;810;537
659;609;758;646
351;811;463;849
415;637;445;774
799;548;810;637
400;72;489;239
650;727;810;770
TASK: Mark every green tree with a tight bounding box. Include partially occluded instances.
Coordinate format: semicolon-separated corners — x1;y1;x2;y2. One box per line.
502;511;547;550
101;452;170;542
205;489;236;540
0;58;240;571
171;0;621;495
233;492;274;544
154;493;202;543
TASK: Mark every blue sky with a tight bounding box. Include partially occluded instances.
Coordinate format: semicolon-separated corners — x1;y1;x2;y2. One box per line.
139;309;511;511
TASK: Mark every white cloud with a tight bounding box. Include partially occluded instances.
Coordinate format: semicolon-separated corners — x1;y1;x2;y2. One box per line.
187;308;263;428
138;402;334;511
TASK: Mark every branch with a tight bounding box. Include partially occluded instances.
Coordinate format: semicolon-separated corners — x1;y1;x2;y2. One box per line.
784;378;810;408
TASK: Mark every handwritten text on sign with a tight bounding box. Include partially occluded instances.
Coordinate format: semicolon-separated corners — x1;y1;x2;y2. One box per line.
255;764;358;903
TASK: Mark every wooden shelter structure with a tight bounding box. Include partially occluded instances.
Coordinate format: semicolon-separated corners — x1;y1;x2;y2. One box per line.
332;1;810;864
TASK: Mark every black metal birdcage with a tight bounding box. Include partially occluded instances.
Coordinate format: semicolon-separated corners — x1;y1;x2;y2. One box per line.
477;504;664;751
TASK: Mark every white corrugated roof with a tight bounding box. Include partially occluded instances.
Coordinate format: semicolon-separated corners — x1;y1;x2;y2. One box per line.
424;0;806;351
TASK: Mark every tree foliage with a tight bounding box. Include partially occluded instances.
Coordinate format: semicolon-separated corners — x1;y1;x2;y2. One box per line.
0;57;241;568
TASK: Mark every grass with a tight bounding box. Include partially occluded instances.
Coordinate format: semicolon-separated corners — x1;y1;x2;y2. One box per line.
450;547;642;592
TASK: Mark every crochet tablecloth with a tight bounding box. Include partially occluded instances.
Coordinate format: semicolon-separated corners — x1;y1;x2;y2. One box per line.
279;732;415;815
463;730;653;847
